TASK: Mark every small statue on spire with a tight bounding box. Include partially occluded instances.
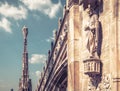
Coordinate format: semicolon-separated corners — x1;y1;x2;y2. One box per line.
22;25;28;39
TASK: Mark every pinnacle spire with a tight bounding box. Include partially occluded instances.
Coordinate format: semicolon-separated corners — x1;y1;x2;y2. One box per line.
19;26;32;91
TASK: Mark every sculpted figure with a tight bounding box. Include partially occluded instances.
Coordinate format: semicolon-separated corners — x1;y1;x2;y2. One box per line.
84;5;100;58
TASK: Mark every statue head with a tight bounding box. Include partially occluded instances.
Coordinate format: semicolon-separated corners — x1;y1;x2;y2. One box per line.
86;4;95;16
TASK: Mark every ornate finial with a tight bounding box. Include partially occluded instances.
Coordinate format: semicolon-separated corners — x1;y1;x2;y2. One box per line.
22;25;28;39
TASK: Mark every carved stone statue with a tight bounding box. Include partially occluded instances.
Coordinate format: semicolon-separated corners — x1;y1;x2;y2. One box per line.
84;5;100;58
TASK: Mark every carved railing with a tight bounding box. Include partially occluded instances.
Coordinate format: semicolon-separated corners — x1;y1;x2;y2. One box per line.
83;58;101;76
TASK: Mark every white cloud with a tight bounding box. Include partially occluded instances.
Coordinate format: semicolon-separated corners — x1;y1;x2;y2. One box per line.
0;2;28;33
21;0;62;18
35;71;41;78
29;54;47;64
0;2;27;20
0;18;12;33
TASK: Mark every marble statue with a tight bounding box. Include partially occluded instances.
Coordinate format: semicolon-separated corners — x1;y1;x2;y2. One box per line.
84;5;100;58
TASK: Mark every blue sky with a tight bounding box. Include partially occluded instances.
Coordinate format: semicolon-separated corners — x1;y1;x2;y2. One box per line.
0;0;66;91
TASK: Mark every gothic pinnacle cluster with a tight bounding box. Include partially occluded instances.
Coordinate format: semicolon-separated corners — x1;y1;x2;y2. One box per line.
19;26;32;91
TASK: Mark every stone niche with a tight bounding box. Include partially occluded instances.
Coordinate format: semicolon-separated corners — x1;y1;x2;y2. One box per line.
83;58;101;76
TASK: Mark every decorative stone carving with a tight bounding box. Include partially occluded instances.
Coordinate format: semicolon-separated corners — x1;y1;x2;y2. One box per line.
80;0;103;58
82;2;103;91
59;37;63;46
88;74;101;91
68;0;79;7
79;0;101;12
84;4;100;58
88;74;111;91
58;18;62;29
64;24;68;33
83;0;103;76
83;58;101;75
97;74;111;91
88;79;96;91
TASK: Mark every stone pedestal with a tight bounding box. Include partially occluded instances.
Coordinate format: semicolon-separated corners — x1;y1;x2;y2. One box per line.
83;58;101;76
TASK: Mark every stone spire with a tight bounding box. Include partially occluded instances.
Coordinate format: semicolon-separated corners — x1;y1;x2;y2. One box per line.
19;26;32;91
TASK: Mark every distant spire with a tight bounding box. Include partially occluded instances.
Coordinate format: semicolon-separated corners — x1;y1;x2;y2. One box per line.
22;26;28;53
19;26;32;91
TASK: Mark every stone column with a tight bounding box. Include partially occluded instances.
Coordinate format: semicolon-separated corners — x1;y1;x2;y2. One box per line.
110;0;120;91
67;4;82;91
